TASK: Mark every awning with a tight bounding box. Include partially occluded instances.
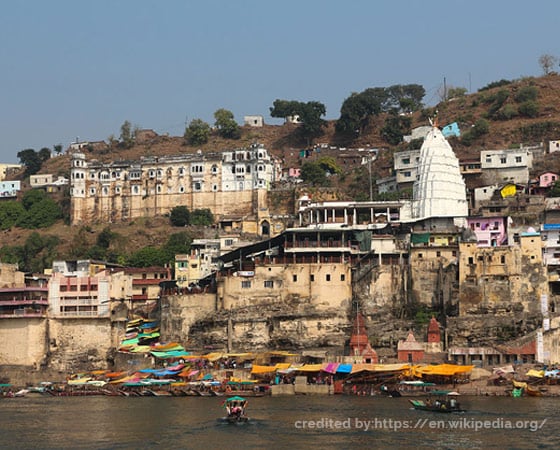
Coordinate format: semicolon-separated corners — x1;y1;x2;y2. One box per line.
296;364;323;372
336;364;353;374
251;364;278;374
413;364;474;377
321;363;339;374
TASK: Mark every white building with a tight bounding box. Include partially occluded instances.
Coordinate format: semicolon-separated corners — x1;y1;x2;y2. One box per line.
412;125;468;223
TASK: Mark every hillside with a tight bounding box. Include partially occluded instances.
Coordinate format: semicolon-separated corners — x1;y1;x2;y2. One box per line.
3;73;560;263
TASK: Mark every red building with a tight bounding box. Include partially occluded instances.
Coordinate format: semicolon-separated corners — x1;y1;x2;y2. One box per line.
349;312;378;363
397;331;424;363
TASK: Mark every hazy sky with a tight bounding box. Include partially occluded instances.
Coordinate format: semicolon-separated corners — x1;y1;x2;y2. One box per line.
1;0;558;162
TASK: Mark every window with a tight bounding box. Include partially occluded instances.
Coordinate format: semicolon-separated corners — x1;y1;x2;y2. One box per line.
340;274;345;281
515;156;522;163
293;274;297;282
404;171;411;178
325;274;331;282
500;156;507;164
402;158;410;165
310;274;315;282
264;280;274;288
133;186;140;194
193;181;202;191
211;164;218;174
191;164;203;173
241;280;251;289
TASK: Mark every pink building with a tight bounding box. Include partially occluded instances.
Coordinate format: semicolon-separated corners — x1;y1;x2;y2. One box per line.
466;216;508;247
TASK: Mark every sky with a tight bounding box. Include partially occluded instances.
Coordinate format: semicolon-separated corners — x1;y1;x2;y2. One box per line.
1;0;559;163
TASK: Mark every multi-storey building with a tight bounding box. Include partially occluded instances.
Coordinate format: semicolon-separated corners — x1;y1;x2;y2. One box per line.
466;216;509;247
480;148;532;185
0;264;48;318
0;180;20;198
70;144;279;235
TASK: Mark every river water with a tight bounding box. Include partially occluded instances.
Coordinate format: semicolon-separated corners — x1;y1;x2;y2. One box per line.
0;395;558;449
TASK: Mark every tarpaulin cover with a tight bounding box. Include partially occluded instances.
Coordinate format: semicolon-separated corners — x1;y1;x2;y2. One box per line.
296;364;323;372
412;364;474;376
321;363;339;374
251;365;278;374
336;364;353;374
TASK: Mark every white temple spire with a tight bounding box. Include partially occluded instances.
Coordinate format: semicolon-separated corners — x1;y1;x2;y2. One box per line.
412;123;468;221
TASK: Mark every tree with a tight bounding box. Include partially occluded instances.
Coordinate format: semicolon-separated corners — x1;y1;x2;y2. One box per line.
38;147;51;162
162;231;192;261
190;208;214;226
0;201;25;230
22;189;47;210
269;99;301;119
549;180;560;197
300;161;329;186
538;54;558;75
297;101;327;143
120;120;135;148
127;246;169;267
17;149;42;176
270;99;327;144
17;197;62;228
214;109;241;139
53;144;63;155
170;206;190;227
184;118;210;145
381;114;412;145
446;86;468;100
96;227;117;249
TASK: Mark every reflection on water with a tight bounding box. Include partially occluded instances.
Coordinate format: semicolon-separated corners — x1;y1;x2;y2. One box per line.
0;395;558;449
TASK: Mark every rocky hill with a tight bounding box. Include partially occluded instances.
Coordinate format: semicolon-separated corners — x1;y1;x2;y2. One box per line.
3;73;560;260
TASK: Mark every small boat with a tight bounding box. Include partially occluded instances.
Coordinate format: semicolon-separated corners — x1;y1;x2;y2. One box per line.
222;396;250;423
410;393;465;413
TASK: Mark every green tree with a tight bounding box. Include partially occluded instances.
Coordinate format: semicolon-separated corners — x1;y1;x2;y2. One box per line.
38;147;51;162
53;144;63;155
297;101;327;143
162;231;192;261
170;206;190;227
518;100;539;118
549;180;560;197
214;109;241;139
96;227;117;249
300;161;329;186
446;87;468;100
21;232;60;273
270;99;327;144
17;196;62;229
0;201;25;230
120;120;135;148
515;86;538;103
184;118;211;145
386;84;425;113
381;114;412;145
22;189;47;210
190;208;214;226
17;149;42;176
269;99;301;119
336;88;388;135
127;246;169;267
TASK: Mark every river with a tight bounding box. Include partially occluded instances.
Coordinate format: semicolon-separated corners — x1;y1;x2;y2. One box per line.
0;395;558;449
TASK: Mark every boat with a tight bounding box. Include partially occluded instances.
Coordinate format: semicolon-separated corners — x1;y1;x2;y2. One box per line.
222;396;249;423
409;393;465;413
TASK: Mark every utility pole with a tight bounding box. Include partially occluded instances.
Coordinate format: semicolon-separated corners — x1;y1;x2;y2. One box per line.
368;154;373;201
